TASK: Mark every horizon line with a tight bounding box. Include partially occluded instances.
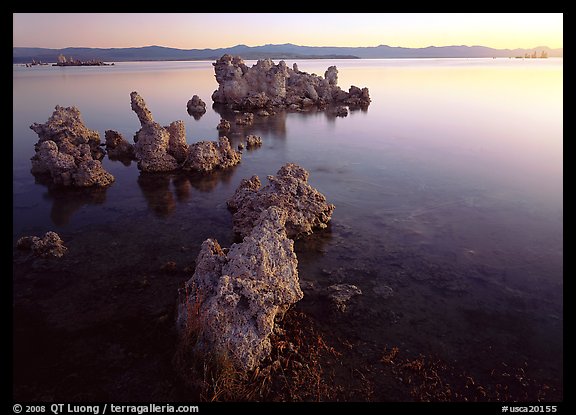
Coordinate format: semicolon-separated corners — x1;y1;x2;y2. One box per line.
13;42;564;51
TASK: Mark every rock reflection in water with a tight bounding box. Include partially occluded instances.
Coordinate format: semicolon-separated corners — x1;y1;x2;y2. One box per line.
213;103;287;138
187;108;204;120
137;167;237;218
137;174;176;218
214;102;365;135
36;177;108;226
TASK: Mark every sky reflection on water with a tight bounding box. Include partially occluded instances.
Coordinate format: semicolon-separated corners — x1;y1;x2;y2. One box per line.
13;58;563;394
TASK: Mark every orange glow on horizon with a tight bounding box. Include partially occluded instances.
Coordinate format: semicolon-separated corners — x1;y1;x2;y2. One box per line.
13;13;563;51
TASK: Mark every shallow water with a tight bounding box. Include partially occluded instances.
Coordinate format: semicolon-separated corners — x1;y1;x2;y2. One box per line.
13;58;563;400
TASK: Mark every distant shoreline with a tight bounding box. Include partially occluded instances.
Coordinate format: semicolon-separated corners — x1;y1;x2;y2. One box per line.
13;43;563;64
14;56;564;67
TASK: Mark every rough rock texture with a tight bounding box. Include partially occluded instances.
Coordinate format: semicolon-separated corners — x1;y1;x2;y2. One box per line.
256;109;274;116
165;120;188;163
345;85;372;109
186;95;207;118
332;105;349;117
30;105;105;160
373;284;394;298
182;136;241;173
16;231;67;258
235;112;254;126
130;92;242;173
29;106;113;187
130;91;181;172
216;118;231;133
73;160;116;187
227;163;335;239
211;54;371;111
177;207;303;371
327;284;362;312
104;130;135;161
245;134;262;148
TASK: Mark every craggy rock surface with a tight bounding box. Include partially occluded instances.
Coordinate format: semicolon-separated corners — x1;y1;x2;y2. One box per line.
16;231;67;258
165;121;188;163
30;106;113;187
216;118;231;133
211;54;371;111
182;136;241;173
104;130;135;161
130;91;180;172
245;134;262;148
332;105;349;117
131;92;241;173
30;105;104;160
186;95;207;118
326;284;362;312
72;160;115;187
227;163;335;239
177;207;303;371
235;112;254;126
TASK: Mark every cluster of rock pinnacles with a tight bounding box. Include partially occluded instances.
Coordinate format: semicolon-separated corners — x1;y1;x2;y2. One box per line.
23;55;371;370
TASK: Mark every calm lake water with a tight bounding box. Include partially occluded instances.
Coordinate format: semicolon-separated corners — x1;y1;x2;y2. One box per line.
13;58;563;400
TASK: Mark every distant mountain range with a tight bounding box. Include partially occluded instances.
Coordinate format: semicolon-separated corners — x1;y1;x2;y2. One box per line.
12;43;563;63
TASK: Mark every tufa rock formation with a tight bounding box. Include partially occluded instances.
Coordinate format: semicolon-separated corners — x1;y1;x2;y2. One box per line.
332;105;349;117
181;136;241;173
186;95;207;119
16;231;67;258
30;106;114;187
177;206;303;371
235;112;254;126
104;130;135;162
216;118;231;133
130;92;241;173
130;91;180;172
165;120;188;163
245;134;262;148
227;163;335;239
211;54;371;111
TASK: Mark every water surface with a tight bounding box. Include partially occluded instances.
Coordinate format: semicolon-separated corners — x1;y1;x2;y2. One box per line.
13;58;563;400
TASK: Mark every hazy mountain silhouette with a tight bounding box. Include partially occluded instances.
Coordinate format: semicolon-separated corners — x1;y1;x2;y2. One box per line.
13;43;563;63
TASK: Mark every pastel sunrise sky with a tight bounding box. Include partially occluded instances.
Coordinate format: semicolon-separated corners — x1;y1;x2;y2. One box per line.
13;13;563;50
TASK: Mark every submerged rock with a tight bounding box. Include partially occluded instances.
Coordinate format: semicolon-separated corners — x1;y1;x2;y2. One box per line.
29;106;113;187
227;163;335;239
211;54;371;111
186;95;207;118
181;136;241;173
327;284;362;312
177;207;303;371
16;231;67;258
373;284;394;298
